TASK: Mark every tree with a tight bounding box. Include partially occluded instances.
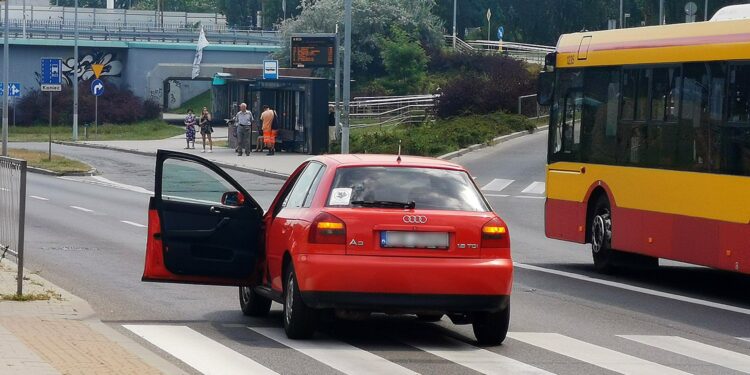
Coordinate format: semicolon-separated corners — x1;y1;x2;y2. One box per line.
217;0;259;29
378;27;429;95
278;0;443;79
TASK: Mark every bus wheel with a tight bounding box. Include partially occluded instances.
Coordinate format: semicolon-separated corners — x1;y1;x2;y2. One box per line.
591;197;617;273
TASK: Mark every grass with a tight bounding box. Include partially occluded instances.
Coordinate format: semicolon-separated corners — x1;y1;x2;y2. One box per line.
9;148;92;174
8;119;184;142
0;289;62;301
171;90;212;114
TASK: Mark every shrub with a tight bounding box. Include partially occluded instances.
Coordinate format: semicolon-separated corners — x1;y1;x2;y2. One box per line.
16;81;161;125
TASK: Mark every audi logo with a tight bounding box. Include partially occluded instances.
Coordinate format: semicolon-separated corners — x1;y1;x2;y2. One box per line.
403;215;428;224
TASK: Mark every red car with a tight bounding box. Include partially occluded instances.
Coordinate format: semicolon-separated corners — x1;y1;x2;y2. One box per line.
142;151;514;345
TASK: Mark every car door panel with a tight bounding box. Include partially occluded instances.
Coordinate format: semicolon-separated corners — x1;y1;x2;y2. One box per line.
142;150;264;286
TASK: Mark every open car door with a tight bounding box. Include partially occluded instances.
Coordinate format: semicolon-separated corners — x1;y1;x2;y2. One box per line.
142;150;264;286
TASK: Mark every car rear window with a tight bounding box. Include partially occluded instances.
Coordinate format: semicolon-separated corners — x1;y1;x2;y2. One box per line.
327;166;489;212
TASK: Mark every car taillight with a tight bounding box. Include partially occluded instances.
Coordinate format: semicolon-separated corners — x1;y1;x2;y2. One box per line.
309;212;346;244
481;218;510;248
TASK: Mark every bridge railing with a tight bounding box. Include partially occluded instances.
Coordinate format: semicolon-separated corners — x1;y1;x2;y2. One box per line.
444;36;554;65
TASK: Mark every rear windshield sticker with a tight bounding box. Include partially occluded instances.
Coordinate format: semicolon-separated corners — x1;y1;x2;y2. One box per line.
330;188;352;206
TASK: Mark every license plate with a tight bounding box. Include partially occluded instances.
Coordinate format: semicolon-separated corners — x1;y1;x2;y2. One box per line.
380;231;449;249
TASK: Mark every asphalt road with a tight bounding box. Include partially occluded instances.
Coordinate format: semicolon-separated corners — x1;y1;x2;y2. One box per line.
15;137;750;375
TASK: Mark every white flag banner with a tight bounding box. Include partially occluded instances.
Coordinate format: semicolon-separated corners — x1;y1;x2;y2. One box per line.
192;27;210;79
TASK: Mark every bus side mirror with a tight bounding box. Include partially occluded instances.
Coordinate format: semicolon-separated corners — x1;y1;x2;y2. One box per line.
537;71;554;106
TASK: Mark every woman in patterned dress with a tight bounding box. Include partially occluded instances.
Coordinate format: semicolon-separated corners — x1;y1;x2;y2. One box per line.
184;108;197;149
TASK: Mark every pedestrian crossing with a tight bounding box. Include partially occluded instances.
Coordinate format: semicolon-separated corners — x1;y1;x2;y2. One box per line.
122;324;750;375
480;178;546;199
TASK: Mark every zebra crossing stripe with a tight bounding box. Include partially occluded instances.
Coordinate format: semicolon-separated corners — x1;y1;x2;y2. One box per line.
250;327;418;375
481;179;515;192
123;325;278;375
621;335;750;373
521;181;546;195
405;336;553;374
509;333;690;375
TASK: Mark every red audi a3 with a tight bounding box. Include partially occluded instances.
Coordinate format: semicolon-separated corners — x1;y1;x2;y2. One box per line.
142;150;514;345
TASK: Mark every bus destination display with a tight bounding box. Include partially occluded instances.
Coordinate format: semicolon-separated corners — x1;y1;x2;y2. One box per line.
291;36;336;68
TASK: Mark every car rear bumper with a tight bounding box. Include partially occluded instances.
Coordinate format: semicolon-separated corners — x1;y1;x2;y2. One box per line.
293;254;512;311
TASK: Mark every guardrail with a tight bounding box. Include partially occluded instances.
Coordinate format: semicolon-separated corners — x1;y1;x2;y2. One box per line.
335;95;439;129
445;36;554;65
0;156;27;296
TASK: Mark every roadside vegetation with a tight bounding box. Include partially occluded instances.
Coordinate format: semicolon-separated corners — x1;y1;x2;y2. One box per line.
171;90;212;114
0;289;63;302
8;149;92;174
8;120;183;142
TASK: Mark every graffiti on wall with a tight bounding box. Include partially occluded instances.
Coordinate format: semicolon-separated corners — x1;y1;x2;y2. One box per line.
34;51;124;85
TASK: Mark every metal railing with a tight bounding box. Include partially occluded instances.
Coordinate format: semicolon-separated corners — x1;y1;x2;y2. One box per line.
445;35;554;65
0;156;27;296
518;94;550;120
334;95;439;129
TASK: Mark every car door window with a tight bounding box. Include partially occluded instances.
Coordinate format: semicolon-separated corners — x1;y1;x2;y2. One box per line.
303;166;325;208
284;162;323;209
162;158;235;205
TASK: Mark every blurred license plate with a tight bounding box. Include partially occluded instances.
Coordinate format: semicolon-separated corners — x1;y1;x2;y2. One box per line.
380;231;449;249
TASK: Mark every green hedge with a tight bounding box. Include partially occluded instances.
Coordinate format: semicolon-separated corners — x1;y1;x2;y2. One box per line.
332;112;535;157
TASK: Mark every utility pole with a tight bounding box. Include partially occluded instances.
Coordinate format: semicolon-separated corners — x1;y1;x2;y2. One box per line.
619;0;624;28
73;0;79;141
341;0;352;154
659;0;665;25
334;23;341;143
452;0;457;48
2;0;9;156
705;0;709;21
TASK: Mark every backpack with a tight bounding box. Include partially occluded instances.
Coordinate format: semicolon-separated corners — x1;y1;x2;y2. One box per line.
271;110;279;130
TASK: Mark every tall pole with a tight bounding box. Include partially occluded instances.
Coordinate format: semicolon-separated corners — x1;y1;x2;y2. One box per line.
704;0;709;20
2;0;9;156
73;0;79;141
659;0;665;25
619;0;624;28
452;0;457;48
341;0;352;154
334;24;341;142
22;0;27;39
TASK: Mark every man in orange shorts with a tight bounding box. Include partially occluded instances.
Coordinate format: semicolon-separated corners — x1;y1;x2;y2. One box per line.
260;105;277;156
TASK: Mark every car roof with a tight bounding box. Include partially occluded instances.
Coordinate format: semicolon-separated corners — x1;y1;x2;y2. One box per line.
311;154;466;171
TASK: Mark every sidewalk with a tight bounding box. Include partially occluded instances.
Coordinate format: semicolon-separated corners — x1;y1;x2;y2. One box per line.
0;260;186;375
60;127;310;179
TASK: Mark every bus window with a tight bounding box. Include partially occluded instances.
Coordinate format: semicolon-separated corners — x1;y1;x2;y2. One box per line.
621;70;637;121
635;69;650;121
651;67;680;123
679;63;710;172
729;64;750;123
550;70;583;162
582;68;619;164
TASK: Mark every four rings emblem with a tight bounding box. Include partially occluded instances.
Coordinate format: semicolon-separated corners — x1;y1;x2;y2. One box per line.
403;215;428;224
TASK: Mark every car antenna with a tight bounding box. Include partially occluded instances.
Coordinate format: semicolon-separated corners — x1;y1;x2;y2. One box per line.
397;140;402;163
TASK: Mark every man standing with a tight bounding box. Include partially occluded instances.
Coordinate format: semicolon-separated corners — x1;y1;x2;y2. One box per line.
234;103;254;156
260;105;277;156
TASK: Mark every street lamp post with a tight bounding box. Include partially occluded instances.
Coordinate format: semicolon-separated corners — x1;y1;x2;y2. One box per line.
619;0;624;28
705;0;709;20
341;0;352;154
73;0;79;141
659;0;665;25
2;0;9;156
452;0;457;48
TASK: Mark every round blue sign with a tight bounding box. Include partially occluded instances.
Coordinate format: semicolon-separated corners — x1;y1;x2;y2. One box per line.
497;26;505;40
91;79;104;97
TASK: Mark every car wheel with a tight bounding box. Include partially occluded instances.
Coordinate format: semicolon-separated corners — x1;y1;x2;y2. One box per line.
417;314;443;322
472;303;510;346
239;286;272;317
283;265;318;339
591;196;618;274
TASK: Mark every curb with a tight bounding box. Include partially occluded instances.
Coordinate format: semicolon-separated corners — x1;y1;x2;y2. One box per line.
26;166;98;177
438;125;549;160
55;140;291;180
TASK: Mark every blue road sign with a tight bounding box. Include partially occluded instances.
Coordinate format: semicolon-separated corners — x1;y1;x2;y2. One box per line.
263;60;279;80
0;83;3;96
497;26;505;40
8;83;21;97
41;58;62;85
91;79;104;96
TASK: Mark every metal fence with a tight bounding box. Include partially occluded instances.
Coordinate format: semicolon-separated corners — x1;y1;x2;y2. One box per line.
334;95;439;130
518;94;550;120
0;156;27;296
444;35;555;65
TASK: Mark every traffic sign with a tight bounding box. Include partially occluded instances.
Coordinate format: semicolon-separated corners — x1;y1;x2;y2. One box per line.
91;79;104;97
41;57;63;92
8;83;21;97
92;64;105;79
497;26;505;40
486;8;492;21
263;60;279;80
0;83;3;96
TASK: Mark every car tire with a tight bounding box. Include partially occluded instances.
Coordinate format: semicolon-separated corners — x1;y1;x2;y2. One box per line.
417;314;443;322
472;303;510;346
239;286;272;317
283;265;318;339
591;196;618;274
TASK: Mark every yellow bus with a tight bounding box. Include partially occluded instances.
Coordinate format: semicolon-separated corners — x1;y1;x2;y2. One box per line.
537;9;750;274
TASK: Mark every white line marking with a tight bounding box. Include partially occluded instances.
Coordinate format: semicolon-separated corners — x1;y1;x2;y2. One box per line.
250;327;417;375
515;262;750;316
739;338;750;343
121;221;146;228
124;325;278;375
405;336;553;375
514;196;545;200
521;181;546;195
30;195;49;201
485;194;510;198
69;206;94;213
481;179;515;192
509;332;689;375
621;335;750;373
59;176;153;195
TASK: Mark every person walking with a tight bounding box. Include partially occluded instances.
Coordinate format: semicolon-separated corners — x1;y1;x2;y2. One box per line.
260;105;277;156
184;108;197;149
199;107;213;153
233;103;254;156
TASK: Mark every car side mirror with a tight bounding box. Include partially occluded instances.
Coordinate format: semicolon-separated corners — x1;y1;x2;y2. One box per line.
537;71;555;106
222;191;245;207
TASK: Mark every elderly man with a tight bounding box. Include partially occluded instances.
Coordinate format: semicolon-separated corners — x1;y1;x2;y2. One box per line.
234;103;254;156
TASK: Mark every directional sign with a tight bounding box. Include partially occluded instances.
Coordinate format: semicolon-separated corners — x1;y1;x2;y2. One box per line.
263;60;279;80
92;64;105;79
91;79;104;97
497;26;505;40
0;83;3;96
486;8;492;21
7;83;20;97
41;57;63;92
